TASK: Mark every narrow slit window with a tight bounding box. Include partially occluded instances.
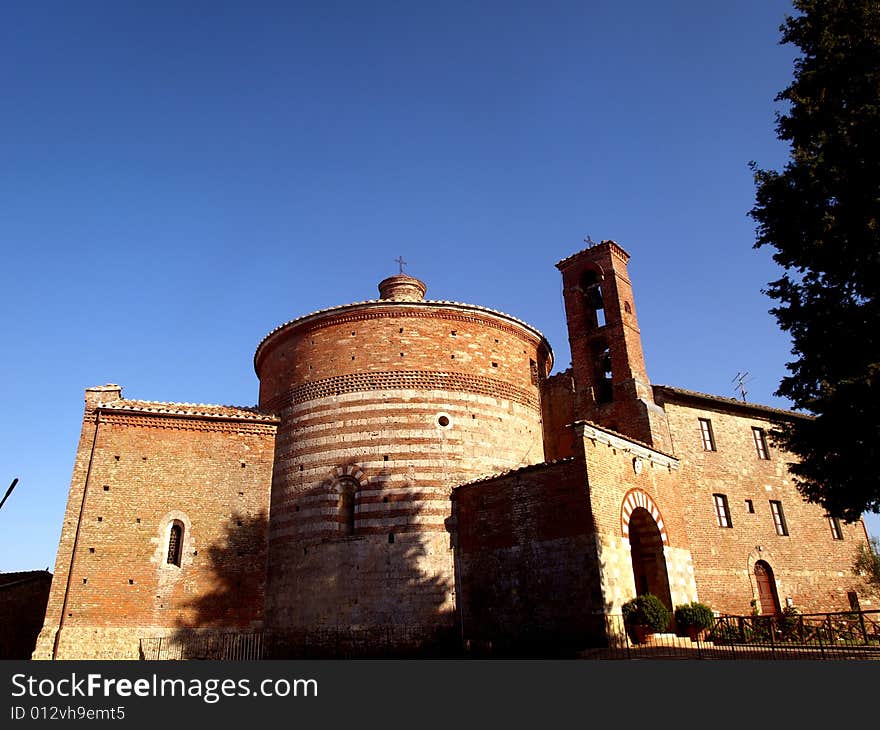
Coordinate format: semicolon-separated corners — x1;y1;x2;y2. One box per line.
828;515;844;540
698;418;716;451
592;340;613;403
167;522;183;566
339;480;356;536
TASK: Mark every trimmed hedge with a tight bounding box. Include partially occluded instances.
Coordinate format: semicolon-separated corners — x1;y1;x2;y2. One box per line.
674;602;715;630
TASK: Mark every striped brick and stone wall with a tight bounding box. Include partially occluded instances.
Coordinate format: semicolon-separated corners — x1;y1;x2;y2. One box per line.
255;276;553;647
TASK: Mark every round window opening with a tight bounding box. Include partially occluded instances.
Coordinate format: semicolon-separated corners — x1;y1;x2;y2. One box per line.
437;414;452;428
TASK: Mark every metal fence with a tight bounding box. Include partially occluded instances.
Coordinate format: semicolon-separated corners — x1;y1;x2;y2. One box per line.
591;609;880;660
140;610;880;661
139;625;461;660
139;632;267;661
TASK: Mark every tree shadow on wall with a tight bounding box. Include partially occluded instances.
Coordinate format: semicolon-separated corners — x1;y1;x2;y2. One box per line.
143;510;270;660
146;496;461;659
264;483;461;659
459;540;617;659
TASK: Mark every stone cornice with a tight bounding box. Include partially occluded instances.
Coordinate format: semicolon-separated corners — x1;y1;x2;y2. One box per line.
574;421;679;469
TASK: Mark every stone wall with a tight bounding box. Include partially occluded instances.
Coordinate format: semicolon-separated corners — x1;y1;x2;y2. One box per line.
574;423;697;613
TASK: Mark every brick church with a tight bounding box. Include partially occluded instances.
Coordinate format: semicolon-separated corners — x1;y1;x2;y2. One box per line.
33;240;872;659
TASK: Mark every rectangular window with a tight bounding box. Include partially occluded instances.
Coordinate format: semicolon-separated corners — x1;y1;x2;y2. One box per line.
745;499;754;513
828;515;844;540
752;427;770;460
848;591;861;612
698;418;716;451
713;493;732;528
770;500;788;536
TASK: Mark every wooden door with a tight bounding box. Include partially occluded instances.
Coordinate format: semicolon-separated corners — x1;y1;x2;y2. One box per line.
754;560;780;615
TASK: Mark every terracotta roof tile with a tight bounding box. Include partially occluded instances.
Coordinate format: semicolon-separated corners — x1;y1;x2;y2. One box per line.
453;458;575;492
254;298;552;365
99;399;279;423
0;570;52;588
652;385;809;420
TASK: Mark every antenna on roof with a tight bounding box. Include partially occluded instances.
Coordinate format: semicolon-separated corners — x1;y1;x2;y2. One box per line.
0;478;19;513
732;371;753;402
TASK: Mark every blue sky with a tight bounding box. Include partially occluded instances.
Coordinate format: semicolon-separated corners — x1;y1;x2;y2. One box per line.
2;0;876;572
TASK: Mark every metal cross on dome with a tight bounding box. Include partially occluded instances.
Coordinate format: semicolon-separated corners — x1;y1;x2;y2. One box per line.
394;255;407;274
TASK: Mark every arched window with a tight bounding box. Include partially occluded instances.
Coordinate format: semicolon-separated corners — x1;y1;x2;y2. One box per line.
581;270;606;329
338;479;357;535
167;521;183;566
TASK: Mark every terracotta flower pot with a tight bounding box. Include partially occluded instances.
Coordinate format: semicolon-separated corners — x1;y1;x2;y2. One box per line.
630;624;653;644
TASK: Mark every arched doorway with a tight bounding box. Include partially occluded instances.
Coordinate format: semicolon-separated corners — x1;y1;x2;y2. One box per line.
628;507;673;611
754;560;780;615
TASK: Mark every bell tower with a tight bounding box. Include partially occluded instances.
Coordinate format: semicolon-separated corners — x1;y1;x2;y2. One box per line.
556;239;670;451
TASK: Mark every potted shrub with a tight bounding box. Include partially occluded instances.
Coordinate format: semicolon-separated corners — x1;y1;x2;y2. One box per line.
674;601;715;641
622;594;671;644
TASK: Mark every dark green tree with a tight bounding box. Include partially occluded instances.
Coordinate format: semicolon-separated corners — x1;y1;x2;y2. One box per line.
750;0;880;522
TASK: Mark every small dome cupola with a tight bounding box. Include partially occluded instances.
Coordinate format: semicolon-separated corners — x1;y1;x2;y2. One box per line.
378;274;427;302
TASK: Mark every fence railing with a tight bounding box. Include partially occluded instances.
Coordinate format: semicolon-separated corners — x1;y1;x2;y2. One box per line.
139;610;880;660
139;632;267;661
593;609;880;660
139;625;460;660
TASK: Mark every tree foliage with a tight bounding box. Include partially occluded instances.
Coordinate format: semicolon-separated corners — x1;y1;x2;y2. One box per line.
853;537;880;594
750;0;880;522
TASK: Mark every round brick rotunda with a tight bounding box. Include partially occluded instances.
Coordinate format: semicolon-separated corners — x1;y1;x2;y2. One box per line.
254;273;553;649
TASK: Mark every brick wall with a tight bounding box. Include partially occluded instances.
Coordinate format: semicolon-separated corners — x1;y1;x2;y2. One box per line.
556;242;671;452
655;388;872;614
451;459;606;650
34;389;277;659
540;369;576;461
